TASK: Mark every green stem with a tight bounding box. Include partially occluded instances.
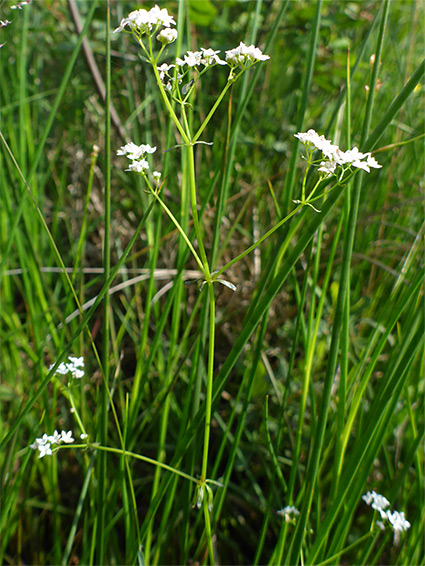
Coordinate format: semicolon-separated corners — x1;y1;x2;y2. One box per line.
147;182;205;274
201;283;216;481
84;444;198;484
151;58;190;145
214;204;303;279
203;500;215;565
186;144;210;275
192;80;233;143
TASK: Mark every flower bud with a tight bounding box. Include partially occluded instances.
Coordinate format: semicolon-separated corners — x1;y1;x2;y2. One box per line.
157;28;178;45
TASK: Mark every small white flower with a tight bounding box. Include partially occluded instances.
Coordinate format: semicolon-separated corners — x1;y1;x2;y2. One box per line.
225;42;269;67
362;491;390;519
387;510;410;544
277;505;300;522
200;48;227;67
157;28;178;44
294;129;336;154
318;160;337;177
153;171;161;180
49;356;85;379
51;361;69;375
127;159;149;173
80;433;88;440
60;430;75;444
114;6;175;35
30;429;75;458
177;50;203;68
38;443;53;458
48;430;62;444
148;5;176;28
117;142;156;160
365;153;382;169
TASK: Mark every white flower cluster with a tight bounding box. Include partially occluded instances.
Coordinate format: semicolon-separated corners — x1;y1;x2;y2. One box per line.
176;48;227;69
50;355;85;379
30;430;74;458
362;490;411;544
117;142;160;179
225;41;270;67
11;0;31;9
295;129;382;176
277;505;300;523
114;5;176;36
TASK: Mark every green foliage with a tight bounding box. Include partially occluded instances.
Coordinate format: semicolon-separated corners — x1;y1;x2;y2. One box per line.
1;1;424;565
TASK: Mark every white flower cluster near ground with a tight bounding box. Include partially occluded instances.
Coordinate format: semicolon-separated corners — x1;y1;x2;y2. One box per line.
117;142;158;177
295;129;382;176
362;490;411;544
50;355;85;379
30;430;75;458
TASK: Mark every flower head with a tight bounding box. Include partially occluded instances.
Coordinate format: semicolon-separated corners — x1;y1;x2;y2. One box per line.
117;142;156;160
176;50;203;68
362;490;390;518
225;42;269;68
278;506;300;523
30;430;75;458
114;5;175;36
200;48;227;67
157;28;178;45
126;159;149;173
295;130;382;175
50;355;85;379
387;510;410;544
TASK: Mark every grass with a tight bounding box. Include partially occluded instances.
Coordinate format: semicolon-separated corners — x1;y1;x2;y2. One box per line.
0;0;424;565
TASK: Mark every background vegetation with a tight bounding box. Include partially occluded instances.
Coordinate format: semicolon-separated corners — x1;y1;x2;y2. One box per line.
1;0;423;564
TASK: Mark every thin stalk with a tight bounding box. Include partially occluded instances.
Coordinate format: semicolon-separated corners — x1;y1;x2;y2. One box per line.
192;80;233;143
149;184;205;273
150;57;190;145
201;283;216;481
203;502;214;565
186;144;210;275
214;203;303;278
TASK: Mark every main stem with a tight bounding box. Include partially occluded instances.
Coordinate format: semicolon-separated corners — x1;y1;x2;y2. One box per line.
201;282;216;481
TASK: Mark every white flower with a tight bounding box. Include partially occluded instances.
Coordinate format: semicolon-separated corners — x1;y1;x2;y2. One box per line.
148;5;176;28
387;510;410;544
117;142;157;160
38;443;53;458
11;0;31;9
80;433;88;440
49;355;85;379
277;505;300;522
365;153;382;170
127;159;149;173
318;160;337;177
225;42;269;67
295;130;382;175
362;490;390;519
30;429;75;458
114;5;175;35
177;50;203;68
294;129;336;154
157;28;178;44
153;171;161;180
60;430;75;444
200;48;227;67
48;430;62;444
